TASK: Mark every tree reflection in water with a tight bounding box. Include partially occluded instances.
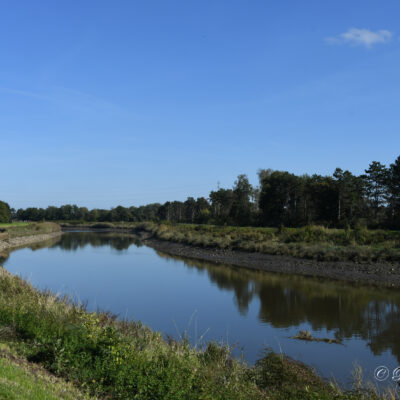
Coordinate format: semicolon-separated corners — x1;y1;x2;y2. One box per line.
157;251;400;364
56;232;143;252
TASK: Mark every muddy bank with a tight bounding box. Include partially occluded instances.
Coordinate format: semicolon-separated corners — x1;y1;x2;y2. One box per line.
0;232;63;253
142;237;400;288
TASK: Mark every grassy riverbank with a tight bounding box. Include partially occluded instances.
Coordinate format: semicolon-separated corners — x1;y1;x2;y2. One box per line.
0;343;92;399
0;222;61;241
0;267;392;399
61;221;400;263
136;223;400;262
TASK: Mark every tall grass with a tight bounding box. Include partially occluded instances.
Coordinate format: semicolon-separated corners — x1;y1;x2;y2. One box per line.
0;343;93;399
135;223;400;262
4;222;61;239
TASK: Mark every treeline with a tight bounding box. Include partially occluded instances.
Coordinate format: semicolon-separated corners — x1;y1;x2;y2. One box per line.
14;203;161;224
10;155;400;229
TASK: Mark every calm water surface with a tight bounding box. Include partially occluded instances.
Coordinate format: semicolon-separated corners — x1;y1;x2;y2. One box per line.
2;232;400;387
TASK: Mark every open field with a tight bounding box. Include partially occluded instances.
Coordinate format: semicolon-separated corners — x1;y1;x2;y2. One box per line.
0;222;30;228
0;266;394;399
0;222;61;240
3;222;60;239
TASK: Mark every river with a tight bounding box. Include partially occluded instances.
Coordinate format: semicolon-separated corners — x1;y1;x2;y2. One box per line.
3;231;399;388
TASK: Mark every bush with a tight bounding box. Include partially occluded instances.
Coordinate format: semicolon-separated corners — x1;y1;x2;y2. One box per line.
0;229;9;240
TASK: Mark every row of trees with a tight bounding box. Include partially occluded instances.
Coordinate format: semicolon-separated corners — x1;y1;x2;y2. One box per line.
14;203;161;224
8;155;400;229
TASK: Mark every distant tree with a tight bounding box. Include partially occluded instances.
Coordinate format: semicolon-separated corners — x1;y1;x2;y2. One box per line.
387;156;400;227
259;171;299;226
333;168;364;226
97;209;110;222
184;197;196;223
0;201;11;223
45;206;59;220
59;205;73;220
71;205;79;219
77;207;89;221
134;203;161;221
88;209;99;222
171;201;185;222
16;208;25;221
230;174;254;226
23;207;41;221
362;161;388;224
105;209;118;222
209;189;233;224
157;202;172;221
303;175;337;226
114;206;132;222
257;168;274;184
195;197;211;223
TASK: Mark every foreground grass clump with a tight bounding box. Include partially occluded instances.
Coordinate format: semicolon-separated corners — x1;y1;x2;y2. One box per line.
0;267;391;399
135;222;400;263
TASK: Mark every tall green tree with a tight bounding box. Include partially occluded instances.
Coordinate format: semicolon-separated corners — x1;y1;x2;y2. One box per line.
195;197;211;223
259;171;299;226
362;161;388;224
333;168;364;226
184;197;196;223
114;206;132;222
303;175;337;226
387;156;400;227
209;189;233;224
0;201;11;223
230;174;254;226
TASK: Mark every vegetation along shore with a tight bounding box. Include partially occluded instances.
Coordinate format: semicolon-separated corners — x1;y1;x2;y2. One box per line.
61;222;400;288
0;266;396;399
0;222;62;254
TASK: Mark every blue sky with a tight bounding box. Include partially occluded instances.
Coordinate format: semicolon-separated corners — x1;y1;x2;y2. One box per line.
1;0;399;209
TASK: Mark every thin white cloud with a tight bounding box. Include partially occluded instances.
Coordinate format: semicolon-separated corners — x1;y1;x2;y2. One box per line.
326;28;393;48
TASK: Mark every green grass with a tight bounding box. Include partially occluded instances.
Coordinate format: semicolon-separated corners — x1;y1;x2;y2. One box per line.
0;222;30;228
1;222;61;239
0;344;93;400
133;222;400;263
0;266;394;399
